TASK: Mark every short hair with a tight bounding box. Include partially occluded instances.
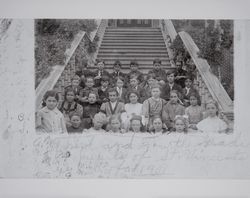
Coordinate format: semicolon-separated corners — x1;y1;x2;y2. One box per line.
93;112;107;125
174;115;189;132
107;87;118;96
42;90;59;107
185;75;194;82
130;60;139;67
205;99;219;115
101;75;110;82
96;59;105;65
113;60;122;67
85;76;94;83
69;112;81;120
71;75;80;82
109;114;122;125
129;115;145;132
153;59;161;65
189;92;201;105
166;70;175;76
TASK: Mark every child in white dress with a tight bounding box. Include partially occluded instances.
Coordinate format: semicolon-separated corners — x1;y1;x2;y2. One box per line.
87;112;107;133
196;100;228;133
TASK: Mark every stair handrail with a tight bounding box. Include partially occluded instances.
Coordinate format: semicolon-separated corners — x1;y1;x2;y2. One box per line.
160;19;177;67
161;19;233;114
35;19;108;111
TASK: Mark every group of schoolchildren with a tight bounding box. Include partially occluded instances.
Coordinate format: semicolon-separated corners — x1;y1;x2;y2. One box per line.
36;59;230;135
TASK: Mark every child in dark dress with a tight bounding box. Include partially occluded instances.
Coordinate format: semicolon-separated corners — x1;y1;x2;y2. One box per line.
82;92;100;129
67;113;85;133
98;75;110;104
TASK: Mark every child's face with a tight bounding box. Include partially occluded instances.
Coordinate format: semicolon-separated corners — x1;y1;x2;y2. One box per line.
130;78;138;88
88;93;97;104
147;78;156;87
66;91;75;103
151;88;161;98
93;118;103;130
176;62;182;70
45;96;58;110
130;64;138;72
110;119;121;132
153;63;161;70
206;103;217;117
185;79;192;88
70;115;81;128
101;80;109;88
175;119;185;132
190;96;198;106
72;79;80;87
167;73;175;84
97;62;105;70
153;118;163;132
114;65;121;72
86;78;94;88
131;120;141;132
109;91;118;102
170;92;178;103
116;79;124;88
129;93;138;104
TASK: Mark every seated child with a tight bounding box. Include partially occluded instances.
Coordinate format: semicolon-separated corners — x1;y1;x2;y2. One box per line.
142;83;166;130
82;92;101;129
162;90;185;130
182;76;199;107
100;88;125;120
196;99;228;133
128;115;145;133
79;76;98;104
126;60;144;85
36;90;67;134
127;77;147;103
65;75;82;101
148;59;167;86
173;115;189;133
59;88;83;127
87;112;107;133
75;59;93;88
185;93;204;129
67;113;84;134
174;61;188;88
150;116;168;134
98;75;110;103
115;76;127;103
161;70;183;102
107;115;123;133
121;91;144;131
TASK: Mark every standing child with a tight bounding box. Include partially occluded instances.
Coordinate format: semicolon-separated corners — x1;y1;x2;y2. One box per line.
59;88;83;127
108;115;122;133
142;84;166;130
87;112;107;133
182;76;199;107
100;88;125;120
173;115;189;133
161;70;183;102
98;75;110;104
196;100;228;133
162;90;185;130
185;93;204;130
129;115;145;133
36;90;67;134
93;59;110;87
82;92;101;129
121;91;144;131
79;76;98;104
67;113;84;134
151;116;168;134
115;76;127;103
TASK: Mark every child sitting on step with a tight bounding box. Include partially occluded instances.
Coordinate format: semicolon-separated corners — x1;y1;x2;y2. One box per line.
79;76;98;105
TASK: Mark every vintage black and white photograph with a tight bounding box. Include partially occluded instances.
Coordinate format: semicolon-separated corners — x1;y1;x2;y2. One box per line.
1;18;249;179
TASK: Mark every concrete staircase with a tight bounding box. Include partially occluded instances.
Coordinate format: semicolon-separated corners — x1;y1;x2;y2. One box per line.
97;27;172;73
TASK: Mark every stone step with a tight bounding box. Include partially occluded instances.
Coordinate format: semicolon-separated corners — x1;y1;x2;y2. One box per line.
99;46;167;50
104;66;174;73
101;40;165;44
97;56;170;61
106;28;161;32
98;60;171;65
100;42;166;47
98;49;168;53
103;36;163;39
97;53;169;58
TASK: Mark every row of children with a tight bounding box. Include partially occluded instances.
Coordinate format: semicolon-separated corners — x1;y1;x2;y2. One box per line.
36;83;230;134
